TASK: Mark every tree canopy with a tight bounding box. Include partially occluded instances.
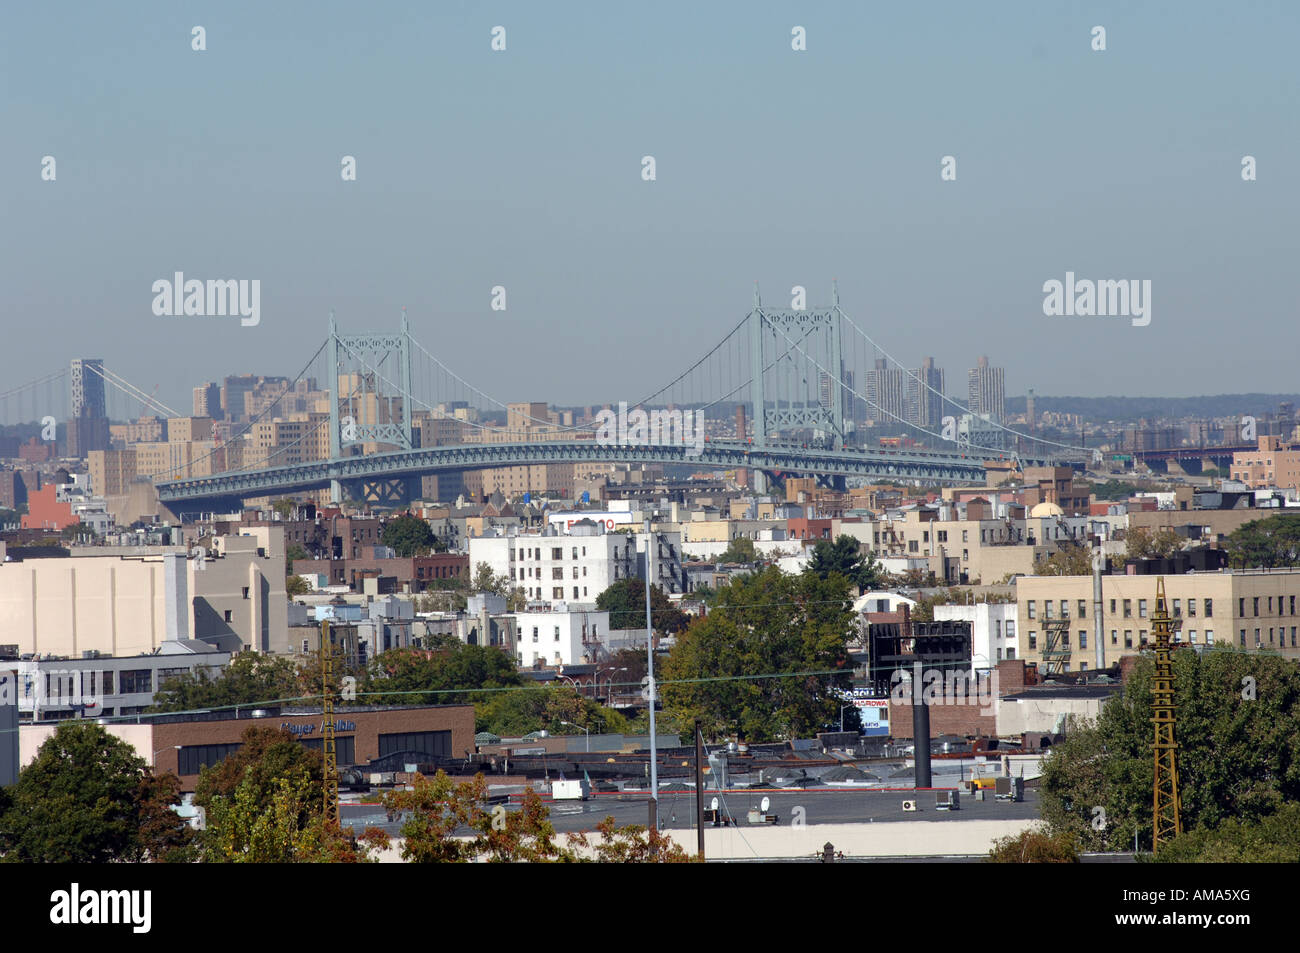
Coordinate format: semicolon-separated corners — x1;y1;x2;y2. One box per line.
381;513;436;557
362;638;521;707
1224;513;1300;568
595;578;688;634
149;653;316;713
1033;543;1093;576
0;722;192;862
807;534;885;592
1125;526;1185;561
717;536;757;563
1040;648;1300;853
661;566;856;742
475;684;629;738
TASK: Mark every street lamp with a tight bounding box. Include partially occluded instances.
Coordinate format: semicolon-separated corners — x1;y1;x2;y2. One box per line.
560;720;589;753
599;666;628;705
152;745;181;769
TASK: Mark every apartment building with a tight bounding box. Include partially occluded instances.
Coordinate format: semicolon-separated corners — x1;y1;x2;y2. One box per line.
1231;435;1300;491
1016;568;1300;670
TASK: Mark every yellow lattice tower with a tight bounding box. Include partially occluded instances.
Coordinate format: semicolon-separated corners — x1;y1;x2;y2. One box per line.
321;620;339;828
1151;577;1181;851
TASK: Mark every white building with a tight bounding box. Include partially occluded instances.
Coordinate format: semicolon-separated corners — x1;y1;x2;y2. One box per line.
513;608;611;669
934;602;1019;673
469;520;686;610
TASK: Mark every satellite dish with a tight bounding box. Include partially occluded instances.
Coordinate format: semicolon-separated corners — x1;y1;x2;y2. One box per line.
760;796;771;813
711;797;719;811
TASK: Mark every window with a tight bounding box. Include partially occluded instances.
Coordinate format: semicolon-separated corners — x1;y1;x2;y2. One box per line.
1240;629;1247;647
1205;599;1213;618
532;626;538;643
1292;596;1297;616
937;531;947;543
1269;627;1275;644
1078;600;1087;619
241;586;249;599
1062;632;1070;648
552;548;563;559
553;587;564;599
1172;599;1181;617
554;626;561;642
1111;630;1118;645
1124;630;1133;648
1110;598;1117;614
1006;620;1016;640
552;568;564;580
572;548;578;559
1206;629;1213;643
223;610;233;623
178;743;243;776
1028;633;1037;650
1188;630;1197;643
1123;599;1132;618
573;587;579;599
378;731;451;759
962;530;969;543
1027;600;1036;620
1139;600;1148;619
1140;630;1148;647
119;669;153;694
1269;596;1274;614
1044;601;1053;620
1239;597;1246;616
1292;627;1297;647
1079;631;1087;649
1060;600;1069;618
1006;647;1016;660
1188;598;1196;617
1255;628;1261;648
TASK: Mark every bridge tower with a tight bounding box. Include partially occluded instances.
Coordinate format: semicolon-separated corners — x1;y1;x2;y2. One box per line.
748;282;845;449
327;313;419;506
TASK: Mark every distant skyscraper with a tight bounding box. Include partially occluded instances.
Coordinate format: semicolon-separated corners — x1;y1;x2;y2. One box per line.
865;359;906;425
193;382;222;419
70;359;106;419
907;357;945;430
967;355;1005;422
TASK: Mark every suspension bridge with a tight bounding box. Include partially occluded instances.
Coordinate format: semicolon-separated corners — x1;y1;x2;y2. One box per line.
3;287;1076;516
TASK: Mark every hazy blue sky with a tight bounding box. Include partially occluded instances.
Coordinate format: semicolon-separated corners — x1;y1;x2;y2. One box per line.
3;1;1296;416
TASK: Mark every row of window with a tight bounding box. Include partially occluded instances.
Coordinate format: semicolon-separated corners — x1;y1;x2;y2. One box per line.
1027;598;1215;620
1239;627;1299;648
516;547;588;560
521;586;590;600
1026;629;1218;650
1238;595;1299;618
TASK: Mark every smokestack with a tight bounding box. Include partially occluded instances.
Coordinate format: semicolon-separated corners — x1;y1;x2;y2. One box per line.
903;604;932;789
736;405;747;441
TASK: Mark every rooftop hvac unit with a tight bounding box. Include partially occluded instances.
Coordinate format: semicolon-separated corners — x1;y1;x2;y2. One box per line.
902;799;917;812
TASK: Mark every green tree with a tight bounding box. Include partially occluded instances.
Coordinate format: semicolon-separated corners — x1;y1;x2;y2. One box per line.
596;578;688;634
149;654;311;713
1125;526;1184;560
909;588;1016;622
469;561;526;609
363;638;521;707
271;499;297;520
0;722;190;862
807;534;885;592
286;574;311;598
383;772;574;863
661;566;856;742
286;543;310;565
1152;802;1300;863
194;725;324;814
1090;480;1147;501
570;816;698;863
381;513;436;557
475;684;630;738
1033;543;1093;576
1224;513;1300;568
718;536;757;563
1040;648;1300;853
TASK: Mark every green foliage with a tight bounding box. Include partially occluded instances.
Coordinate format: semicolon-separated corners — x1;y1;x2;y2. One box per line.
271;499;296;520
286;543;310;564
1040;648;1300;853
363;638;521;707
1224;513;1300;568
909;588;1015;622
285;574;311;598
194;725;324;814
570;816;699;863
149;653;311;713
596;578;688;633
987;827;1080;863
807;534;885;592
1152;802;1300;863
661;566;856;742
383;772;573;863
0;722;191;862
475;684;629;738
718;536;757;563
198;731;375;863
381;513;436;557
1090;480;1147;501
1125;526;1185;560
1033;543;1093;576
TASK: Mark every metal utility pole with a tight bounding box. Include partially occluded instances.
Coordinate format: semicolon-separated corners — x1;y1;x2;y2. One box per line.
1093;545;1106;671
1151;578;1182;852
644;520;658;830
694;721;706;860
321;620;339;828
